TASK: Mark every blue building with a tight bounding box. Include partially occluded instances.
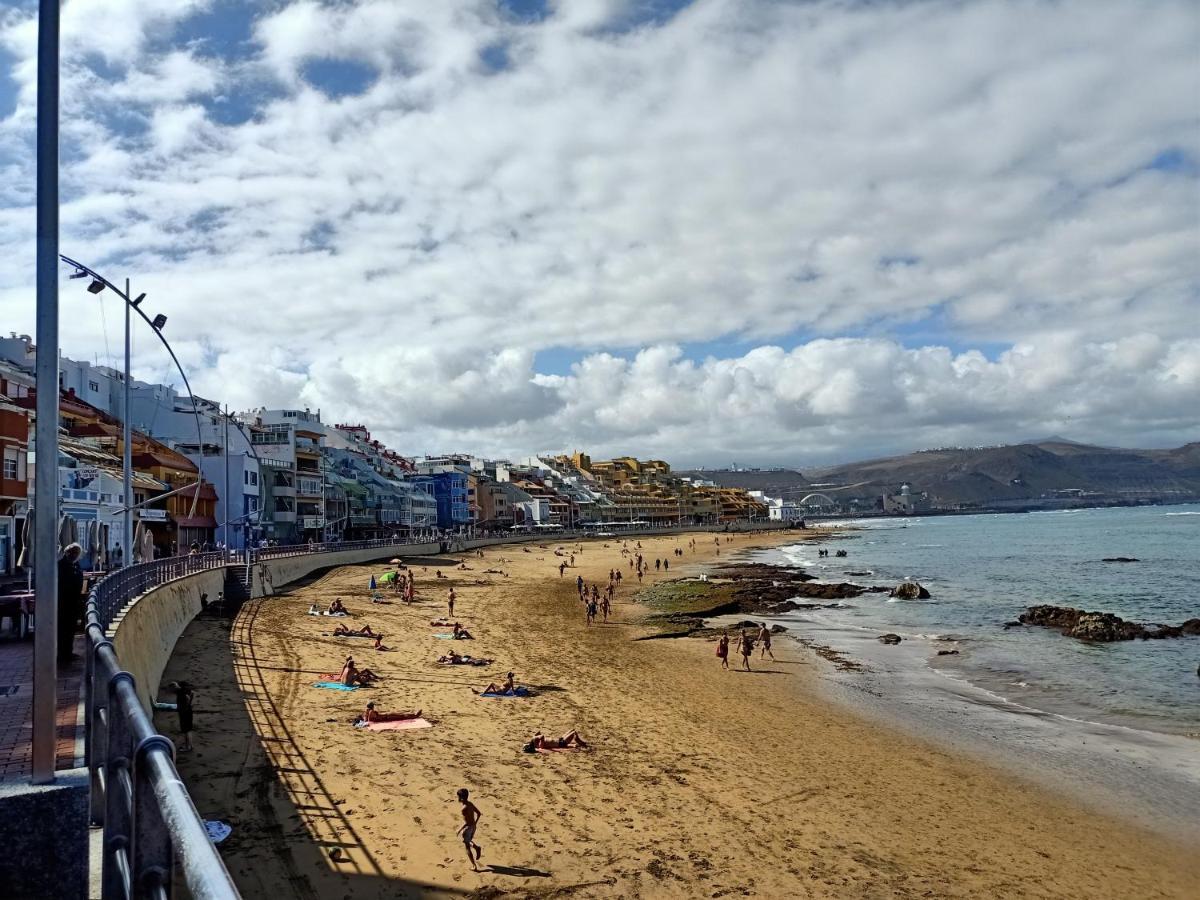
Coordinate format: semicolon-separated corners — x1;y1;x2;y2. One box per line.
413;470;471;531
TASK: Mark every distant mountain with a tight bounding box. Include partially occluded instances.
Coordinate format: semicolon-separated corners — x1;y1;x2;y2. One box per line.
803;441;1200;506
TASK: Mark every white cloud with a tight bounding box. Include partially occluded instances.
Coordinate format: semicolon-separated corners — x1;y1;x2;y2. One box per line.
0;0;1196;464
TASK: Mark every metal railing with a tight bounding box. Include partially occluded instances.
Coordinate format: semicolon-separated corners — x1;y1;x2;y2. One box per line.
85;557;242;900
91;552;243;631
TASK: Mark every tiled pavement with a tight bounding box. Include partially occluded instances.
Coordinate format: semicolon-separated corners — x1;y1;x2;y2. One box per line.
0;628;85;781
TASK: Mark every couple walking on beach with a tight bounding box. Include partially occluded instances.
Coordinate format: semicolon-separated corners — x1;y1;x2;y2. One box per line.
716;624;774;670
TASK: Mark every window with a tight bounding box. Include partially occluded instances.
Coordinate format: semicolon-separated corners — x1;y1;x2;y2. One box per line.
3;449;17;480
89;380;100;392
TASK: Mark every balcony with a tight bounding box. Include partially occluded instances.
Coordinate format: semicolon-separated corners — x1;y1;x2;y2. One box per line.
296;477;323;497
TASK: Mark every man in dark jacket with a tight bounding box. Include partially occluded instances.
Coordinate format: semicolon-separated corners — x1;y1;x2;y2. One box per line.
57;542;85;663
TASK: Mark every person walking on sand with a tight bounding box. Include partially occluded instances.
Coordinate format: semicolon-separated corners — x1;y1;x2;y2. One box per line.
716;631;730;669
559;561;566;577
587;597;598;625
601;594;611;623
663;558;669;572
655;558;661;571
757;623;775;661
738;630;754;671
448;588;456;618
457;788;483;870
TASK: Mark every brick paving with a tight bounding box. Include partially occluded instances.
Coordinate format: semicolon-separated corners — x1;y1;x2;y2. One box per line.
0;627;84;782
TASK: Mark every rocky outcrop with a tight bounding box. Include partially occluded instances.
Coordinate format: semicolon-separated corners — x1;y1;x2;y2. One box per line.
1020;605;1200;642
877;633;902;644
889;581;931;600
1101;557;1140;563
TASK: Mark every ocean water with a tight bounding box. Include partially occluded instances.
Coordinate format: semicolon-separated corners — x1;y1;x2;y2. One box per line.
762;504;1200;735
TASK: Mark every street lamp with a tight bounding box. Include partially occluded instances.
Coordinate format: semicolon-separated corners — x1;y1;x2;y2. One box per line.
59;254;207;560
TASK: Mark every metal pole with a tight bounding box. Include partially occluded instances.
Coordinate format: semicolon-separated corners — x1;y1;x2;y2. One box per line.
123;278;133;569
222;405;229;550
32;0;61;785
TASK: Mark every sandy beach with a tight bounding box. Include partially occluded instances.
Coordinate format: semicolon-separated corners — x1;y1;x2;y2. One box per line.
159;531;1200;899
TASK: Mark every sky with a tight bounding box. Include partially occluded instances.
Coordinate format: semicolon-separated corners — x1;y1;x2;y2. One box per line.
0;0;1197;468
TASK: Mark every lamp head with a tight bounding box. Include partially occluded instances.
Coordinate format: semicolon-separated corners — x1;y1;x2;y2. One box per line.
132;293;146;306
87;279;105;294
68;269;88;280
151;313;168;330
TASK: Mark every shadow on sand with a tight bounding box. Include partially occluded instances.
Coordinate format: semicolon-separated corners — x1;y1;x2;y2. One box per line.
161;600;468;899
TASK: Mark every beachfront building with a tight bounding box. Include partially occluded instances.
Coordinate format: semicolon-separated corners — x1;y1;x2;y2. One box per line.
239;409;328;543
130;383;263;549
413;457;472;532
0;395;28;574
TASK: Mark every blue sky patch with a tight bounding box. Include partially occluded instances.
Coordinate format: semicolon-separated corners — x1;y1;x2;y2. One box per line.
479;42;511;73
174;1;257;60
1146;147;1197;176
301;58;379;98
497;0;552;23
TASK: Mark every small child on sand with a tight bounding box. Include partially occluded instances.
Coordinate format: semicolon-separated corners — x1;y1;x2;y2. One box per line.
456;788;483;871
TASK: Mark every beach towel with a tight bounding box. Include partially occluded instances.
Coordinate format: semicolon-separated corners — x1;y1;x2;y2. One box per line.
361;717;433;732
535;745;580;753
480;687;531;698
308;610;348;617
153;701;178;711
204;821;232;844
433;633;457;639
313;681;358;691
331;632;375;638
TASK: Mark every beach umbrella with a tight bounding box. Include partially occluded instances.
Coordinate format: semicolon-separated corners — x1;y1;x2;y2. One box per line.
390;558;402;565
133;520;146;563
59;515;73;552
16;508;32;568
141;525;155;562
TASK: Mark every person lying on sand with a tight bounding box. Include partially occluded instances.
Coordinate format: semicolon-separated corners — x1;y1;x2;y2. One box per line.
328;598;347;615
308;603;320;615
354;701;421;725
479;672;516;695
523;731;587;752
333;623;377;637
438;652;492;666
430;619;462;627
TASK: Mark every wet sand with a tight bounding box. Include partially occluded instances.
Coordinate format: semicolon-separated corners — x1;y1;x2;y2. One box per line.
159;531;1200;899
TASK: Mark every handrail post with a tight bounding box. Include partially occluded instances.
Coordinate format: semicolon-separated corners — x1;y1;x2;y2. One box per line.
103;671;136;900
132;737;176;899
87;626;112;825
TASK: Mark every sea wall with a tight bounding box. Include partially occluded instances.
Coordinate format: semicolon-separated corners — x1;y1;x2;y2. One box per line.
109;567;227;712
254;542;441;596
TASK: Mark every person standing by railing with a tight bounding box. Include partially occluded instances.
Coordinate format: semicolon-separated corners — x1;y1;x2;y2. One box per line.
58;542;85;663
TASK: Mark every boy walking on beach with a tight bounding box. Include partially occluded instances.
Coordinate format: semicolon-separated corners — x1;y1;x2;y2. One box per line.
456;788;483;871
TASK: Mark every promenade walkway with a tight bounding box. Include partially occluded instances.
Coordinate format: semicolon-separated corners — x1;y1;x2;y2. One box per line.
0;629;84;781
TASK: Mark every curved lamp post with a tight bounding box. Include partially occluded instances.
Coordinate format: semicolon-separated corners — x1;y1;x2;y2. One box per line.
59;254;205;556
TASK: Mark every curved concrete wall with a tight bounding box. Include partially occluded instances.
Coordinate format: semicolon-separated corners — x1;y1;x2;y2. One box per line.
110;568;227;712
254;542;441;596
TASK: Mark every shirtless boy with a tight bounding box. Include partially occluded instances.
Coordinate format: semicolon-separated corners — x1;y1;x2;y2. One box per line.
456;788;483;870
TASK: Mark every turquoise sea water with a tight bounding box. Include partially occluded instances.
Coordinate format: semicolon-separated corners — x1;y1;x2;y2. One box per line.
769;504;1200;734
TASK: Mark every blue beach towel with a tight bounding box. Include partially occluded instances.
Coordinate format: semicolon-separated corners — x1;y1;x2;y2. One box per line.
433;633;456;639
313;681;357;691
480;687;531;698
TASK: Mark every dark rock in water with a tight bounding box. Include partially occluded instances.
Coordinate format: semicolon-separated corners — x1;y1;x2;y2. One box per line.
889;581;931;600
770;624;788;634
1003;621;1024;629
1101;557;1140;563
1019;605;1200;642
845;571;872;577
877;633;902;645
936;649;960;655
866;586;891;593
